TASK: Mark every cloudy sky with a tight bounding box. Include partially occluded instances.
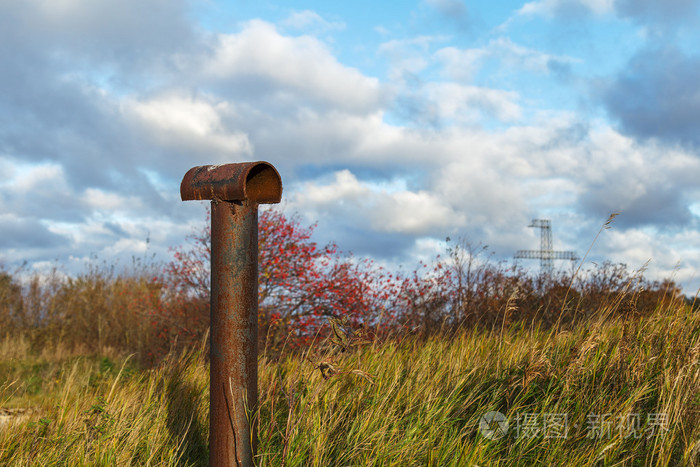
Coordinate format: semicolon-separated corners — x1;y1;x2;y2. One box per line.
2;0;700;293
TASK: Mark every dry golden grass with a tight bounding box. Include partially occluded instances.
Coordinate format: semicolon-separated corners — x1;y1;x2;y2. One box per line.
1;297;699;465
0;256;698;465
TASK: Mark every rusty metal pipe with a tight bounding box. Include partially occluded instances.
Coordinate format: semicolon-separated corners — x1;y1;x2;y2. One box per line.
181;162;282;466
210;199;258;466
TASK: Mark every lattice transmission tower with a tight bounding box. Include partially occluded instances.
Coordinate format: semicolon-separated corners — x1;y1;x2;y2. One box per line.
514;219;578;275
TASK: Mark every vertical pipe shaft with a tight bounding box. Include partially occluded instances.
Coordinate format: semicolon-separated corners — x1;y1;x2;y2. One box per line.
210;199;258;466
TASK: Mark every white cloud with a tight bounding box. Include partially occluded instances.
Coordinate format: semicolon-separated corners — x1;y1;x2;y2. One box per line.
600;226;700;291
303;170;370;205
285;113;697;258
433;47;487;82
103;237;150;256
435;37;580;82
0;162;87;223
371;189;463;234
6;163;66;193
125;93;253;157
423;82;522;122
490;37;580;72
202;20;383;114
82;188;143;212
8;0;194;68
290;170;465;236
517;0;614;17
431;156;531;231
378;35;451;79
281;10;345;33
573;127;700;226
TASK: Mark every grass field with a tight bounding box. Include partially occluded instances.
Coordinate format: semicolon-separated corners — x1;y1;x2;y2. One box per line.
1;295;699;466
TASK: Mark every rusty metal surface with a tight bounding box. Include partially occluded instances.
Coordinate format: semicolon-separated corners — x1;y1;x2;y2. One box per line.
210;199;259;466
181;161;281;466
181;161;282;203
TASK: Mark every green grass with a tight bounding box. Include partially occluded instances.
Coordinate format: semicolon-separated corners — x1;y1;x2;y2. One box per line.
2;301;700;466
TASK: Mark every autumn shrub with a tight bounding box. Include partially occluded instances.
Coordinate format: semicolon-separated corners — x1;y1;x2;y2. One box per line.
0;262;179;366
0;269;24;333
165;208;402;352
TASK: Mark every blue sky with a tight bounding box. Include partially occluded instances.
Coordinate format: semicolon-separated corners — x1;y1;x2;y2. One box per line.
2;0;700;293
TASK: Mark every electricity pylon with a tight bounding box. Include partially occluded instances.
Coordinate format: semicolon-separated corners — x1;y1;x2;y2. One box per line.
515;219;578;275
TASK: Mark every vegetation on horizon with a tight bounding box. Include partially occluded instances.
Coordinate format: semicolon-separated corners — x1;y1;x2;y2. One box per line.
0;208;687;363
